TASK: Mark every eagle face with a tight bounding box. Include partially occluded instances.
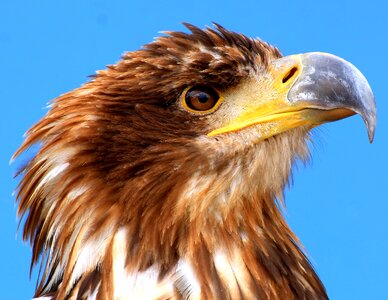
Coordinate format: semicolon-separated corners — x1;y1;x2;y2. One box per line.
15;24;375;299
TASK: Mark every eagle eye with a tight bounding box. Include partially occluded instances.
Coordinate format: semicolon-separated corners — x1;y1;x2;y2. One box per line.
182;86;221;113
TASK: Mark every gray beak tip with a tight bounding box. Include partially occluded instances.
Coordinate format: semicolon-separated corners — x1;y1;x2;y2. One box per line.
288;52;377;143
366;115;376;143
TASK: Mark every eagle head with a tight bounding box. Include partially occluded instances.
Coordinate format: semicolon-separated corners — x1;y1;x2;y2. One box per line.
15;24;375;299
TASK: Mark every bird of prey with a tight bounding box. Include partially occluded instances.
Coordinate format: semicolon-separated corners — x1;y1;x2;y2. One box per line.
14;24;376;300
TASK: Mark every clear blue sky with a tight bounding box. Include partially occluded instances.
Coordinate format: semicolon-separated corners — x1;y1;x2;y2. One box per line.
1;0;387;299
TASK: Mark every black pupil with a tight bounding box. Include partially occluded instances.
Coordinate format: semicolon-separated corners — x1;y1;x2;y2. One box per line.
197;92;209;103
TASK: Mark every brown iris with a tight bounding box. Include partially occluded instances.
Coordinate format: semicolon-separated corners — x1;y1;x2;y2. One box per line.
184;86;220;112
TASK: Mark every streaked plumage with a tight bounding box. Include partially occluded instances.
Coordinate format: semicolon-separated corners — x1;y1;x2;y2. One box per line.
14;24;375;299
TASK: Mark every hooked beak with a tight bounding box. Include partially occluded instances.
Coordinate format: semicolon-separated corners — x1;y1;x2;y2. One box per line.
208;52;376;142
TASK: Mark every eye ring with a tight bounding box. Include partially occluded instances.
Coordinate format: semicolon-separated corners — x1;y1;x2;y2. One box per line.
181;86;222;114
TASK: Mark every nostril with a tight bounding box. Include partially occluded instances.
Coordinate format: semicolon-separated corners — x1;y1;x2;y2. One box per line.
282;67;298;84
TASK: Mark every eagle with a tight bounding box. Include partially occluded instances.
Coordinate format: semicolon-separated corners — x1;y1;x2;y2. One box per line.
14;24;376;300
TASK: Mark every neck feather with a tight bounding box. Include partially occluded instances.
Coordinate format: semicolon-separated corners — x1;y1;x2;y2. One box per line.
20;129;327;299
